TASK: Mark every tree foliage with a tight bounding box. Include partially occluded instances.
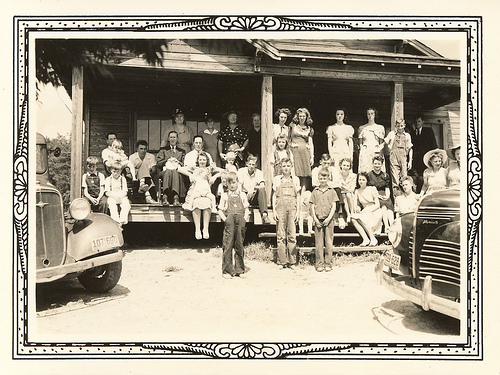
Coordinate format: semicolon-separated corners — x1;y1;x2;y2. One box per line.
47;134;72;208
36;39;169;93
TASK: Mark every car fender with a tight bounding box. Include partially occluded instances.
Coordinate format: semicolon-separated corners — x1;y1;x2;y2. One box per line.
66;213;124;261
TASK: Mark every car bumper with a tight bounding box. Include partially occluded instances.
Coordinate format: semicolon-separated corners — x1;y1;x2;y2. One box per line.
37;250;124;283
375;256;460;320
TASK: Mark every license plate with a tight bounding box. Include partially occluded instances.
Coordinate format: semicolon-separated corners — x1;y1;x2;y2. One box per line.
384;252;401;270
91;235;119;252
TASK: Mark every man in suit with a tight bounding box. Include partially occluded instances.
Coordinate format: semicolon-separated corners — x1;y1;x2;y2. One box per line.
156;131;186;206
409;115;438;192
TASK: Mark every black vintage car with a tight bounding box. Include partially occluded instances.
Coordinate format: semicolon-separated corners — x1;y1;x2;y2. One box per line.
375;188;461;319
36;133;124;292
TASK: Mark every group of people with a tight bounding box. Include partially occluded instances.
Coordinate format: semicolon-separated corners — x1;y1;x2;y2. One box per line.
81;106;461;277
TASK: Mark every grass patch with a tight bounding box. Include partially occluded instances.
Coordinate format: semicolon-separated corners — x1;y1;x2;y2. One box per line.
244;242;274;263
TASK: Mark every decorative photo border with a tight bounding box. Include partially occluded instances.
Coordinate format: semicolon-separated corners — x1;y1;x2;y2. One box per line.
13;15;482;359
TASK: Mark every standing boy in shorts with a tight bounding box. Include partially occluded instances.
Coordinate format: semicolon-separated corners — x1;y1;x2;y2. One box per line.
218;172;250;279
310;170;339;272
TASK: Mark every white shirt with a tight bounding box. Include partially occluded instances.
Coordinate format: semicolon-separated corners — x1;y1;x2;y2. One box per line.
237;167;264;195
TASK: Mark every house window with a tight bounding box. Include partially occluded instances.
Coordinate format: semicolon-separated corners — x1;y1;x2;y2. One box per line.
136;116;221;153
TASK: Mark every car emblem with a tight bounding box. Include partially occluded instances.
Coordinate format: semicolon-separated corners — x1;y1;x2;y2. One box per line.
36;201;49;208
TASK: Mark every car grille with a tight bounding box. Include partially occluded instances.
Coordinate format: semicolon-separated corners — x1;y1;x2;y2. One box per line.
418;239;460;287
417;208;458;221
36;190;65;268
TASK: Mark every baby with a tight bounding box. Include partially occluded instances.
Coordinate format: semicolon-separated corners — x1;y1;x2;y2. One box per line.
107;139;136;180
298;190;314;235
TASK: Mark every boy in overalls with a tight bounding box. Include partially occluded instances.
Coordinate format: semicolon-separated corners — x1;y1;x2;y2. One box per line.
218;171;250;279
272;157;301;269
82;156;107;213
384;119;413;187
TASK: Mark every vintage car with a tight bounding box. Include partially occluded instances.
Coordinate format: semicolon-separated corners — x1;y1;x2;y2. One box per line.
36;133;124;292
375;188;461;319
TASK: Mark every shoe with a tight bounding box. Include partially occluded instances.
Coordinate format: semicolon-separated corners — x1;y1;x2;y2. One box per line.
138;183;149;193
315;266;325;272
162;196;170;206
203;231;210;240
145;196;156;204
261;213;270;224
288;264;296;270
360;240;370;247
172;195;181;206
324;266;332;272
279;265;287;270
234;273;246;278
195;230;202;240
222;273;233;279
338;217;346;230
369;239;378;247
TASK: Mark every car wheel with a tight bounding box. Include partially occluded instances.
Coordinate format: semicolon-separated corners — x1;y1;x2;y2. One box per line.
78;261;122;292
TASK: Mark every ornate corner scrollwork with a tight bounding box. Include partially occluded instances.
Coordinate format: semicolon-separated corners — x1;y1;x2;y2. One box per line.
144;16;351;31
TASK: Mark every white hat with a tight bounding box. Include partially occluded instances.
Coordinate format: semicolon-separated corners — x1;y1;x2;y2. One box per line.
423;148;448;169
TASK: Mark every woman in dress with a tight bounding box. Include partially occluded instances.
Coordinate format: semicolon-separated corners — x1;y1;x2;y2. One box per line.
350;172;383;246
160;109;194;152
326;108;354;171
218;108;249;169
198;114;221;167
446;145;461;189
179;151;221;240
358;107;386;173
290;107;315;196
272;108;293;146
421;148;448;194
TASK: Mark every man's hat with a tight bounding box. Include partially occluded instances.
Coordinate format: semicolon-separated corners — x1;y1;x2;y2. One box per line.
222;107;242;118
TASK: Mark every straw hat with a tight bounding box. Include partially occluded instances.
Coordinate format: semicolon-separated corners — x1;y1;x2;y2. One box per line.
446;145;461;161
423;148;448;168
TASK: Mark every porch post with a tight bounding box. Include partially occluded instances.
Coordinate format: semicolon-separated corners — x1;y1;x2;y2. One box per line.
261;75;273;202
70;65;84;202
391;82;404;130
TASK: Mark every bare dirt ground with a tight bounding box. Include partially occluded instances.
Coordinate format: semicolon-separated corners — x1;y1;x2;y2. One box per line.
35;240;460;344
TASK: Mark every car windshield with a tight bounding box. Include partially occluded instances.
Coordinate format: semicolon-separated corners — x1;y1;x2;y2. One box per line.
36;144;48;174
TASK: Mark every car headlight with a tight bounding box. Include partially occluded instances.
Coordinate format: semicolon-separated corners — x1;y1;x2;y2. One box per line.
387;217;402;247
69;198;91;220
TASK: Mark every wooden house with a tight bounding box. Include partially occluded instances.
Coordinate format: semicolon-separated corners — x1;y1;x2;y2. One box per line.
69;38;461;223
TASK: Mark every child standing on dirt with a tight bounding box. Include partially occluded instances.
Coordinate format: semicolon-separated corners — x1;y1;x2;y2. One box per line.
272;157;301;269
218;171;250;279
310;170;339;272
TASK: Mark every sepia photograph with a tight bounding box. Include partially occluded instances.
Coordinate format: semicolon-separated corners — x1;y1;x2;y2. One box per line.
9;12;491;372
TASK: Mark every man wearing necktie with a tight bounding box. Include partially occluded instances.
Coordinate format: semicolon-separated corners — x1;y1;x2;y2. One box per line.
409;115;438;192
156;131;186;206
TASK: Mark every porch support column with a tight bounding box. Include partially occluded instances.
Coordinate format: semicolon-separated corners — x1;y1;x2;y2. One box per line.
391;82;404;130
261;75;273;203
70;65;84;202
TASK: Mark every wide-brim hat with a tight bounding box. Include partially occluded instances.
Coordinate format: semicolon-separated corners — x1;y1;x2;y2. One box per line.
423;148;448;168
222;108;242;118
446;145;461;161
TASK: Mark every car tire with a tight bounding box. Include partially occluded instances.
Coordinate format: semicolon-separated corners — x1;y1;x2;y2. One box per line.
78;261;122;293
